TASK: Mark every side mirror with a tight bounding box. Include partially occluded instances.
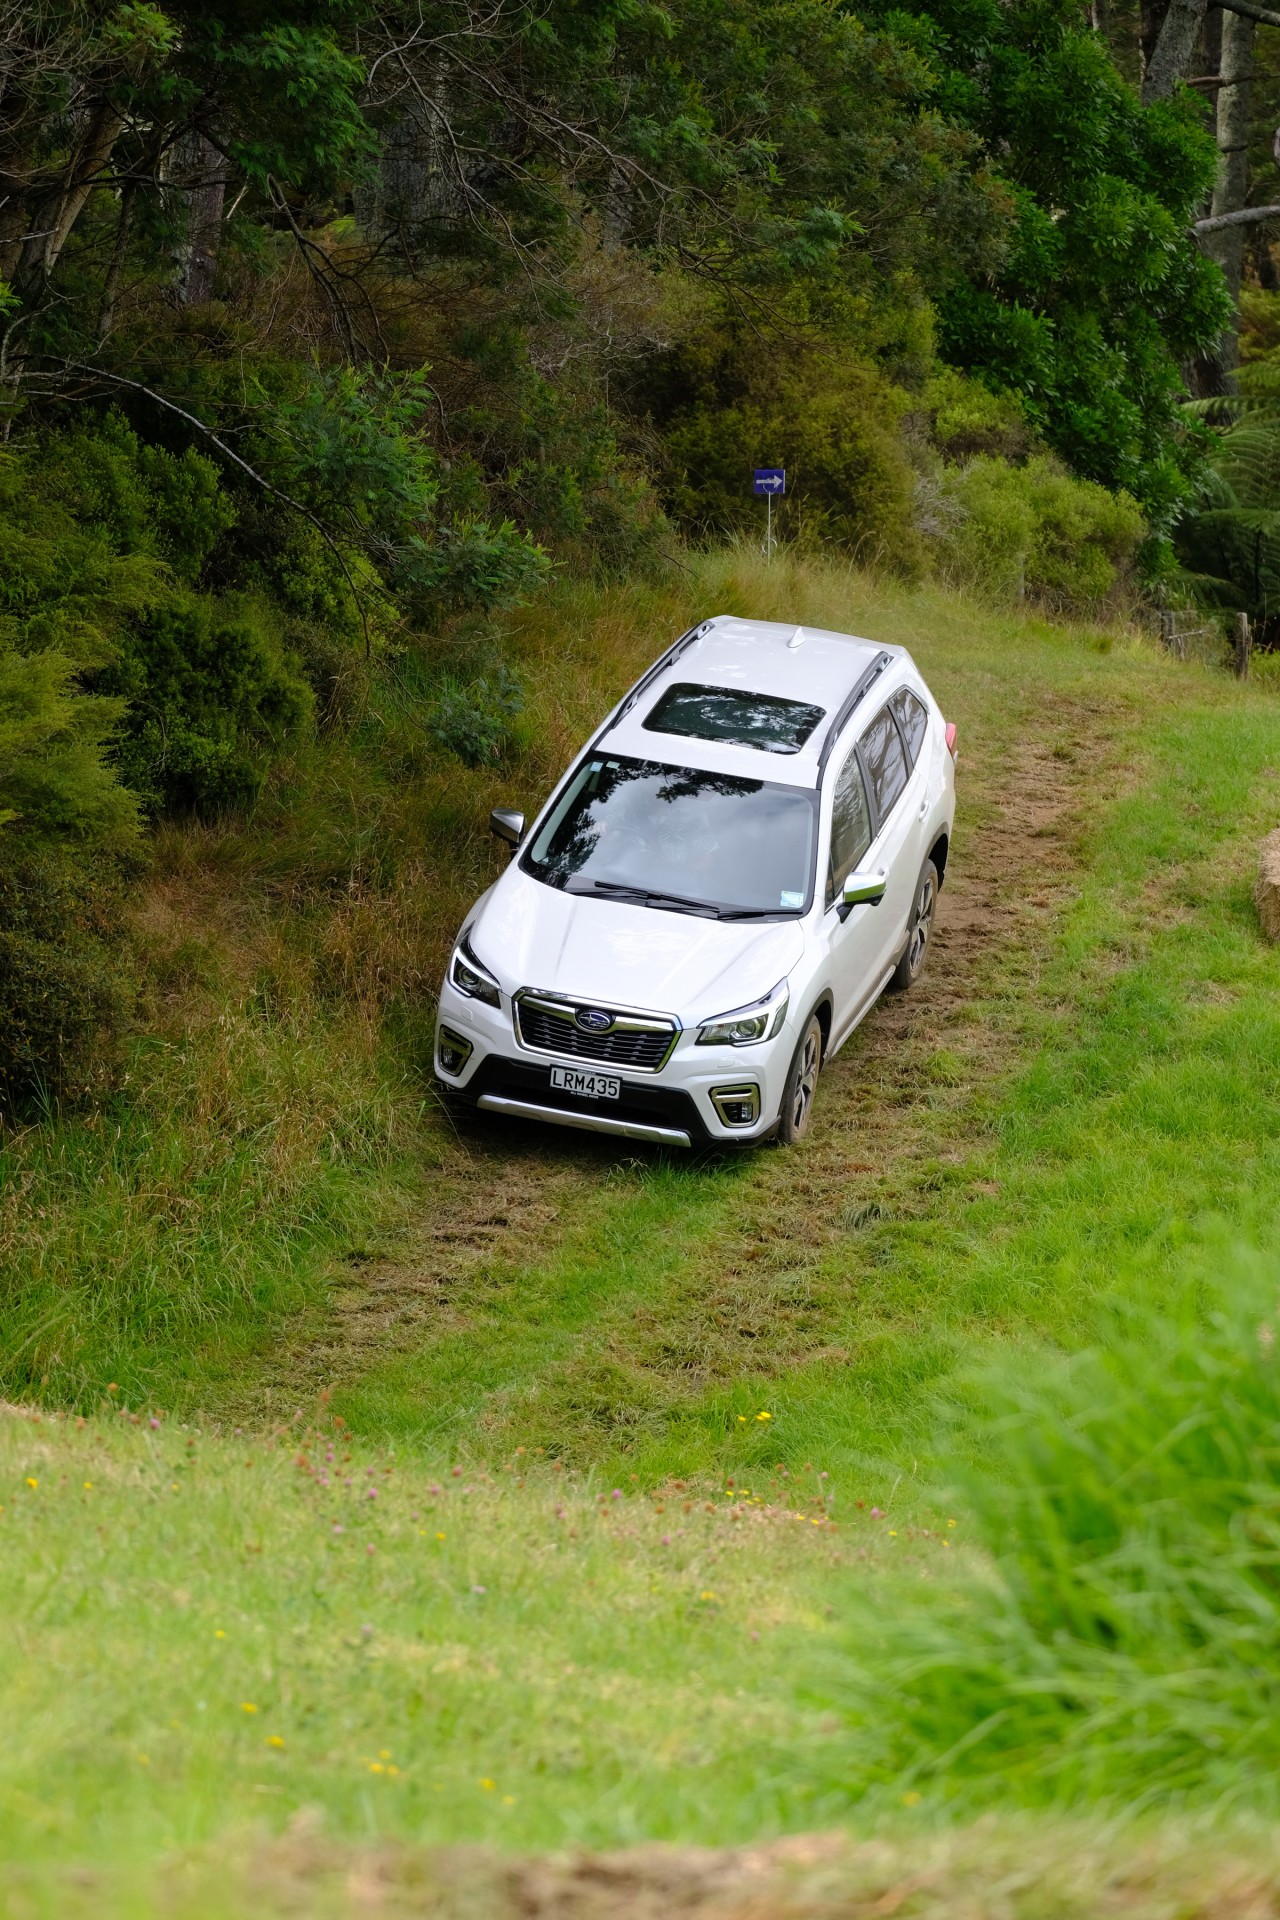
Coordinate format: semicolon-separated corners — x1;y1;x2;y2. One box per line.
490;807;525;850
838;869;886;922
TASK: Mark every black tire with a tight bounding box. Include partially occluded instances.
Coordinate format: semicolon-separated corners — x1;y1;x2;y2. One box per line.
889;857;939;993
776;1013;823;1145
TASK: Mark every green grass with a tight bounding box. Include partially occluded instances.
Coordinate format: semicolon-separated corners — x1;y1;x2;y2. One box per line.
0;1410;859;1876
809;1263;1280;1815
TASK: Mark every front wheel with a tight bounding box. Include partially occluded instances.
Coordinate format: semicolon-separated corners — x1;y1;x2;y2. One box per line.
889;857;939;993
776;1013;823;1145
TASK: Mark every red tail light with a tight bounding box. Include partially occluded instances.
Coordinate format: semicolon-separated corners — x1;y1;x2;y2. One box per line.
944;722;958;759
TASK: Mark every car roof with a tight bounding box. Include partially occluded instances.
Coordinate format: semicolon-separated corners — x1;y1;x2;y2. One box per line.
600;615;912;786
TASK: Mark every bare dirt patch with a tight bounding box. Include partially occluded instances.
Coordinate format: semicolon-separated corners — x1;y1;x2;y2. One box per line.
114;1821;1280;1919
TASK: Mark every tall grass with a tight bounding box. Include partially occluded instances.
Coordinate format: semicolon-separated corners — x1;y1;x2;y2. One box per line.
826;1266;1280;1811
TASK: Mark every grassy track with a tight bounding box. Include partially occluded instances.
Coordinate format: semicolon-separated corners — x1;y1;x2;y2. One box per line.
6;552;1280;1907
265;556;1280;1493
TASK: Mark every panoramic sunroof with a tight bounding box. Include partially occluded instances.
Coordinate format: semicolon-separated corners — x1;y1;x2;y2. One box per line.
643;683;826;755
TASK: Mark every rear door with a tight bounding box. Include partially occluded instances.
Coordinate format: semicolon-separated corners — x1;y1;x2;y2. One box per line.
826;694;930;1047
822;736;882;1042
859;695;932;983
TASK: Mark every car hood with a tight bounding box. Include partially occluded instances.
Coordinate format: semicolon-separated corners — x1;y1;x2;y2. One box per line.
469;867;807;1021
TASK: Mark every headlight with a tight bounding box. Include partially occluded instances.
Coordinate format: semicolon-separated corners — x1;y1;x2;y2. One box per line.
450;935;501;1007
696;979;789;1047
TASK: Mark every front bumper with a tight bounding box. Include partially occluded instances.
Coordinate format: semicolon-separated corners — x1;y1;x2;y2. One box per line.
434;982;786;1148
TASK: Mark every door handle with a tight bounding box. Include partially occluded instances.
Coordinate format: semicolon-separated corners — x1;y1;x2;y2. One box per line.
917;797;928;820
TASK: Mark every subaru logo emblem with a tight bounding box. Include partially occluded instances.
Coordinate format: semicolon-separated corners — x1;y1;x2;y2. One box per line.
575;1007;613;1033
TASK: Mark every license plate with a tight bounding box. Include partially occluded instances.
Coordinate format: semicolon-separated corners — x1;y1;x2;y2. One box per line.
550;1065;621;1101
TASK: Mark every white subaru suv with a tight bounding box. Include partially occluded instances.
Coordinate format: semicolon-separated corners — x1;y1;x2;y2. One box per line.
435;615;956;1148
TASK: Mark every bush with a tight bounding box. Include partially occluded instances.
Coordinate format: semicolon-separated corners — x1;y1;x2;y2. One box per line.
426;664;525;767
97;594;314;815
921;454;1143;614
0;849;135;1115
0;637;140;1118
917;369;1031;463
650;326;922;571
828;1275;1280;1810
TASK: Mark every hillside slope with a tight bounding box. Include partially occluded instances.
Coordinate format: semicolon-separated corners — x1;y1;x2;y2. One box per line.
6;554;1280;1907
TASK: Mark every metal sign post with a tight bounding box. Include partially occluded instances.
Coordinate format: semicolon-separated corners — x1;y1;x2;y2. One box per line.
753;468;785;560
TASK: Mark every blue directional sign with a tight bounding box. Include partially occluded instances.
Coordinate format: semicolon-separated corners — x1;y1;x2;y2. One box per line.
754;468;785;496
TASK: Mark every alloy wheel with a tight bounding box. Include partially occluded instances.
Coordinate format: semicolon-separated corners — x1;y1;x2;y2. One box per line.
907;870;936;974
791;1029;820;1133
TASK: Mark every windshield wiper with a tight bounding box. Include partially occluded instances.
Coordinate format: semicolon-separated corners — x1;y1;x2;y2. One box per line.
571;878;724;918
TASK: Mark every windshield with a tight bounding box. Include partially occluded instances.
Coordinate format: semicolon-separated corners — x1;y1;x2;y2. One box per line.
521;753;817;917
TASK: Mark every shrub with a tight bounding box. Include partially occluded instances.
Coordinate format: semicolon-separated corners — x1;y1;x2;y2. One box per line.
917;369;1031;463
0;849;135;1115
34;411;237;586
98;594;314;814
0;637;140;1116
827;1275;1280;1811
426;664;525;767
651;327;922;571
922;454;1143;613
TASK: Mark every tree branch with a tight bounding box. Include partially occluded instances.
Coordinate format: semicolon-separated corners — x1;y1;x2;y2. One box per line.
1214;0;1280;30
1193;201;1280;231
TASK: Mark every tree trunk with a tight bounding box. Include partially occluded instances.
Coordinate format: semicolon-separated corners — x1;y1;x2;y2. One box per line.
355;67;465;253
168;130;228;305
1194;7;1256;391
97;180;136;337
13;99;125;286
43;103;125;276
1142;0;1209;101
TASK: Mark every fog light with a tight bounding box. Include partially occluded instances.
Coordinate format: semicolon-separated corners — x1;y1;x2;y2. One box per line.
436;1026;474;1078
711;1083;760;1128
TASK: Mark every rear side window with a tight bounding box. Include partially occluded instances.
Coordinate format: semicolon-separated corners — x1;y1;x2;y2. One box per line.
826;745;873;907
890;688;928;765
860;705;910;823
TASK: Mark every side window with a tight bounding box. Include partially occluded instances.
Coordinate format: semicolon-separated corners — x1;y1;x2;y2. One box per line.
826;744;873;907
860;705;909;824
890;688;928;765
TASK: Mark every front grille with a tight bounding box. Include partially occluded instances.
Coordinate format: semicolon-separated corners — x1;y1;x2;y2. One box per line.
515;992;677;1072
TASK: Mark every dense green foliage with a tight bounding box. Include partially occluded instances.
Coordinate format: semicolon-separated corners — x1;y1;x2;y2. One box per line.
924;454;1145;608
889;0;1229;528
1175;328;1280;640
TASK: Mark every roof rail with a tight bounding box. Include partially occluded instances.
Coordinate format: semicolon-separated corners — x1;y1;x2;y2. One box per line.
608;618;717;729
816;650;893;774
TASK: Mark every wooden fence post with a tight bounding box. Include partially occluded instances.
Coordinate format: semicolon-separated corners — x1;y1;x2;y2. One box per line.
1234;610;1253;680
